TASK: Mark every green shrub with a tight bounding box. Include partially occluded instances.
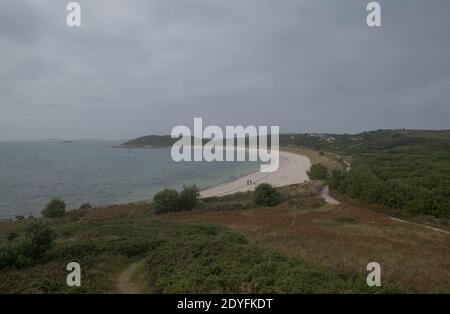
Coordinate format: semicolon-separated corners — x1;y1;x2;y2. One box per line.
308;164;329;180
153;186;200;213
0;222;54;269
253;183;282;207
42;198;66;218
179;185;200;210
329;169;346;190
8;238;35;268
24;222;55;259
153;189;180;214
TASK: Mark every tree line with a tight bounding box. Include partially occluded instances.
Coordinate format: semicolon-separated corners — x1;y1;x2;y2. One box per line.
329;152;450;218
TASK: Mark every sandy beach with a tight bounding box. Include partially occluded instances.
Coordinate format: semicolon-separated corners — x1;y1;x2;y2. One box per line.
201;151;311;198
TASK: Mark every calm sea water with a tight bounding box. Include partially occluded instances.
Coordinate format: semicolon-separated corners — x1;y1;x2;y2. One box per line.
0;141;260;218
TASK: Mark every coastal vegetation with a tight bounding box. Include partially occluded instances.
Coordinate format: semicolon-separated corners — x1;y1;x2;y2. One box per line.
253;183;282;207
0;222;54;270
137;222;386;293
153;185;200;214
279;129;450;153
42;199;66;218
307;164;329;180
153;189;182;214
1;176;449;293
329;153;450;218
281;129;450;220
179;185;200;210
153;183;283;213
0;185;404;293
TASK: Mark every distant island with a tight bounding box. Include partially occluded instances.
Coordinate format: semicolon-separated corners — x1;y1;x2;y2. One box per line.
122;135;179;148
121;135;214;148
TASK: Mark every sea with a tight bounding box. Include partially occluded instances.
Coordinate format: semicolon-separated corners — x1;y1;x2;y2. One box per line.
0;141;260;219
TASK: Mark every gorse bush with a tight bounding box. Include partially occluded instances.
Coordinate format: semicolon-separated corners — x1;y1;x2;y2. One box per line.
24;221;55;259
179;185;200;210
253;183;282;207
308;163;329;180
0;222;54;269
153;185;201;214
42;198;66;218
153;189;180;214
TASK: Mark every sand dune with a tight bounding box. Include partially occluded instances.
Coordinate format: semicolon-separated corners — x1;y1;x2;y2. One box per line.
200;151;311;198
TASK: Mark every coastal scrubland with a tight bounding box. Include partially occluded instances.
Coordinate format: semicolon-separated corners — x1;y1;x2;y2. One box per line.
1;179;449;293
281;130;450;220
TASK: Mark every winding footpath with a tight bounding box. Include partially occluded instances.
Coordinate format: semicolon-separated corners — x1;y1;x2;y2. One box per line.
390;217;450;235
320;185;340;205
117;262;140;294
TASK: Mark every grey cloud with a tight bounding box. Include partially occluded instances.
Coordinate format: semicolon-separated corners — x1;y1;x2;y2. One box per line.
0;0;449;140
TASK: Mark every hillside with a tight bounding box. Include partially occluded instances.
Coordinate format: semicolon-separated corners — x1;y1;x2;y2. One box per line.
122;135;178;148
122;135;215;148
123;129;450;152
1;179;449;293
280;129;450;153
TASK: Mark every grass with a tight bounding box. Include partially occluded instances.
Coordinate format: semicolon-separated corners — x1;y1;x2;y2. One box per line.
165;193;450;293
282;146;347;171
0;203;402;293
137;225;398;293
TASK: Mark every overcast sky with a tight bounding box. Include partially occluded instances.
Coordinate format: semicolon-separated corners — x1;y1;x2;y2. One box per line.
0;0;449;140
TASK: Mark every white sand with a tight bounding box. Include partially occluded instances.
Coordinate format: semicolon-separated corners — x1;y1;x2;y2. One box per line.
200;151;311;198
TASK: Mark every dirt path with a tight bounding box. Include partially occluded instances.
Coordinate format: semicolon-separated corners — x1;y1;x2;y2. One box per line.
319;185;449;234
390;217;450;235
320;185;340;205
117;262;140;294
